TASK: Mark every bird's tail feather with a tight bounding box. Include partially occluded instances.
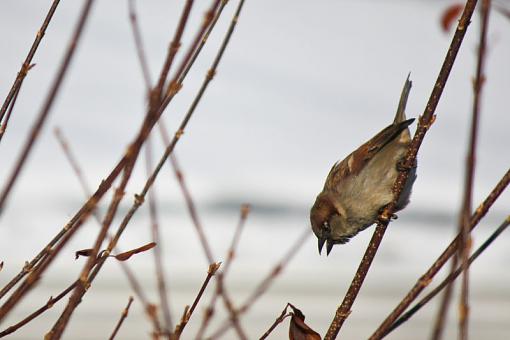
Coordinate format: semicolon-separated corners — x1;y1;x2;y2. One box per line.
394;73;412;124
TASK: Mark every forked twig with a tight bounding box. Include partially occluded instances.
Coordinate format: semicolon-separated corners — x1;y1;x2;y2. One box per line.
259;303;292;340
325;1;480;338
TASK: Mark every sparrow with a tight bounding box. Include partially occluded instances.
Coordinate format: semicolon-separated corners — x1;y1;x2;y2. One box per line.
310;76;417;256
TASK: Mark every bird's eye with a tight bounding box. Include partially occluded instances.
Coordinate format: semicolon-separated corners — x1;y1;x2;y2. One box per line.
322;221;330;232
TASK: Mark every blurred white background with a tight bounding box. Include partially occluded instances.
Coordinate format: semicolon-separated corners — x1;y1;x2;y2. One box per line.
0;0;509;339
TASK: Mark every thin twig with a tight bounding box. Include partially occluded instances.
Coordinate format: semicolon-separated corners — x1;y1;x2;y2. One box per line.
384;215;510;338
459;2;491;339
109;296;135;340
174;263;221;337
0;0;223;320
195;204;251;340
207;227;310;339
0;78;25;142
259;303;292;340
54;127;161;332
127;0;153;91
430;255;458;340
43;1;235;335
168;152;214;264
154;0;194;101
0;281;77;338
145;136;173;334
0;0;96;213
0;0;61;125
324;1;480;338
369;167;510;339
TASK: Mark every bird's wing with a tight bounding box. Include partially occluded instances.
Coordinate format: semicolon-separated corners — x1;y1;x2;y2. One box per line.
324;118;414;191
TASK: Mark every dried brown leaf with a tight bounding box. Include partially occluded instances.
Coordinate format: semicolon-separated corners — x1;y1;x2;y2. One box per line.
441;3;464;32
75;248;94;260
288;304;321;340
114;242;157;261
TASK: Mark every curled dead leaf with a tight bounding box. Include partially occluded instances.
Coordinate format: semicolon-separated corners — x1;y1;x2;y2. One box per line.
114;242;157;261
441;3;464;32
288;304;321;340
75;248;94;260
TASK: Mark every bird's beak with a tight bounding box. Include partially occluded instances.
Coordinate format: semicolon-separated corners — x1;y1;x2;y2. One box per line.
318;237;326;255
326;239;334;256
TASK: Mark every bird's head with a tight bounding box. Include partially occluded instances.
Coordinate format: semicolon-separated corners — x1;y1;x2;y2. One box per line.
310;192;348;256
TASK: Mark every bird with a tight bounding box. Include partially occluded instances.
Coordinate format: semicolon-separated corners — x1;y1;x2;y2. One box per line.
310;76;417;256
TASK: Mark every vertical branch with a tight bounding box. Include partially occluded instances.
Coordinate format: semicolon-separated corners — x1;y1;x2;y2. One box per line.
145;136;173;334
324;1;480;338
0;0;96;213
458;1;491;339
127;0;153;90
0;0;61;125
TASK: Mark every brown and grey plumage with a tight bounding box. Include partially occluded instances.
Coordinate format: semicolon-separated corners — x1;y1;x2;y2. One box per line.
310;76;417;255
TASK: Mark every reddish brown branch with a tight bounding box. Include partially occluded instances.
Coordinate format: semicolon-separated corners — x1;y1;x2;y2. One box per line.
0;0;61;126
167;152;215;264
0;78;25;142
458;1;491;339
108;296;135;340
207;227;310;339
259;304;292;340
324;1;480;338
384;215;510;338
174;263;221;337
0;0;96;213
154;0;194;100
0;281;77;338
54;127;161;332
127;0;153;90
0;0;223;321
145;136;173;334
194;204;251;339
369;168;510;339
33;1;233;335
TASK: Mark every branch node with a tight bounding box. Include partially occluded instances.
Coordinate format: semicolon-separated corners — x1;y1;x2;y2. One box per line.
175;129;184;139
134;193;145;206
208;262;222;275
206;69;216;81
